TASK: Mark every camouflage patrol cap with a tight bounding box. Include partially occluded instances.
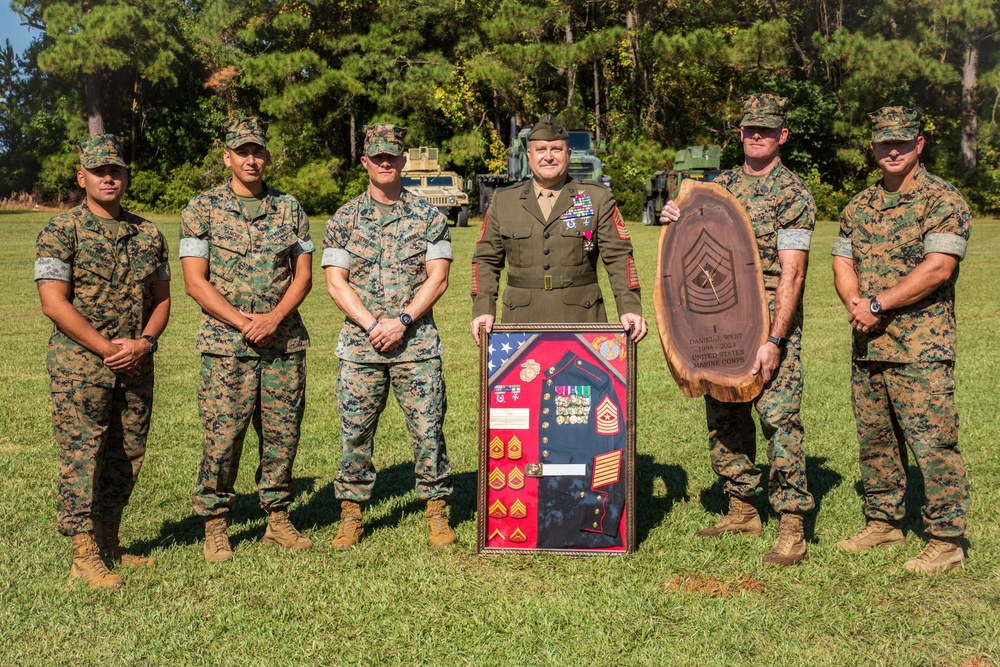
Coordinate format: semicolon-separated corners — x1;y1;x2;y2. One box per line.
225;116;268;149
364;123;407;157
869;106;921;143
528;114;569;142
740;94;789;129
77;134;126;169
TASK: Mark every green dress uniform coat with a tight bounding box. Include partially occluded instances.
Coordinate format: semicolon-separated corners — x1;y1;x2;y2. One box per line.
471;178;641;323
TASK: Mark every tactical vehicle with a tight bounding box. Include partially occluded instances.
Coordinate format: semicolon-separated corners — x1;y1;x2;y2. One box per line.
641;145;724;225
476;119;611;213
401;147;470;227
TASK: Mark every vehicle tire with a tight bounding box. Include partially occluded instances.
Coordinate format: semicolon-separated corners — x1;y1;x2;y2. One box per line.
456;205;469;227
642;200;657;226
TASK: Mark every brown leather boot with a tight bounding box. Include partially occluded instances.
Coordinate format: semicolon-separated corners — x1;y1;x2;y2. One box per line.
763;513;808;566
70;532;123;589
696;496;763;538
903;538;965;575
263;509;313;550
426;499;457;548
331;501;364;550
835;519;905;552
204;516;233;563
94;517;156;568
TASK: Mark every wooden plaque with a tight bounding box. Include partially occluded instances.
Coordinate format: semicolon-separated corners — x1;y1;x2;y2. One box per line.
653;180;769;402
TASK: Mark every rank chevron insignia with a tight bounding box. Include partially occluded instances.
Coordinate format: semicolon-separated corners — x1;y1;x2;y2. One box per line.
592;449;623;488
507;466;525;490
488;498;508;518
595;396;620;435
510;498;527;519
509;528;527;543
507;436;522;460
489;528;505;541
489;436;504;459
489;467;506;490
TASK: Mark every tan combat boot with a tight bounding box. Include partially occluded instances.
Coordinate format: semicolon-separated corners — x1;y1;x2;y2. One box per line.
426;499;457;548
903;538;965;575
763;513;808;566
695;496;762;538
70;533;123;589
204;516;233;563
331;501;364;550
835;519;905;552
263;509;313;550
94;517;156;568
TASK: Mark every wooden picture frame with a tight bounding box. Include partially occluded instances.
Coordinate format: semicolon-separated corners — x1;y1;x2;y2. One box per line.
477;324;636;555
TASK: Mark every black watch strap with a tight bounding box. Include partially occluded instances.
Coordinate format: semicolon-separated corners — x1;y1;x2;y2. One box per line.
142;335;158;353
767;335;787;348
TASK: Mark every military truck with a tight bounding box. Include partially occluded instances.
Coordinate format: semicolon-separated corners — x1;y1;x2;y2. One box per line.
401;147;470;227
641;145;724;225
476;119;611;214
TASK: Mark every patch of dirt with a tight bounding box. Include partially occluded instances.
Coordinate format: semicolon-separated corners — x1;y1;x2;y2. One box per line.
663;573;765;597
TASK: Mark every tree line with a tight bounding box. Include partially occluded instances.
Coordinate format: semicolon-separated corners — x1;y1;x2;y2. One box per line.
2;0;999;219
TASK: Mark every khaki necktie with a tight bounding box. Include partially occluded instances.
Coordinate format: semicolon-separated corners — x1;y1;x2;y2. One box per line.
538;190;555;219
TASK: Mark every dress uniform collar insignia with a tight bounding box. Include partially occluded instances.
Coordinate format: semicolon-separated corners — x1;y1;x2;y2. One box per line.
508;466;525;489
488;498;508;518
509;527;527;543
507;436;523;459
510;498;527;519
592;449;623;488
595;396;620;435
489;436;505;459
489;467;506;490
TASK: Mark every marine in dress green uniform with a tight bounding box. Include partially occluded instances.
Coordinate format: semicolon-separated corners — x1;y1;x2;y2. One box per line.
832;107;970;574
180;117;314;562
36;134;170;588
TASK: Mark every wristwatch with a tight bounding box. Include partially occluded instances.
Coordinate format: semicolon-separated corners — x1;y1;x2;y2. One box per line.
142;335;158;354
400;313;413;328
869;296;883;316
766;335;787;348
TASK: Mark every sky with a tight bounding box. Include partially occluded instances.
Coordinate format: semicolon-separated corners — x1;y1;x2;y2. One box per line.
2;5;39;56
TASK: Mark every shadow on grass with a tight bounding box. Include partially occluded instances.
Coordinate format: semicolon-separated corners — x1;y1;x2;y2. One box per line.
635;453;688;544
850;464;939;539
697;456;843;542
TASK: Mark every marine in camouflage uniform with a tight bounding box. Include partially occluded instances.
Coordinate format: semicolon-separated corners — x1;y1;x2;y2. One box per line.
322;123;456;549
832;107;970;574
36;134;171;588
470;114;647;344
180;117;314;562
663;94;815;566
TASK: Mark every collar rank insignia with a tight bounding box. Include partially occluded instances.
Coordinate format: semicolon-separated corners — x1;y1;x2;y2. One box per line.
489;436;505;459
489;467;506;490
507;466;525;489
507;436;523;460
489;528;505;542
488;498;508;519
595;396;620;435
509;527;527;543
510;499;527;519
592;449;623;488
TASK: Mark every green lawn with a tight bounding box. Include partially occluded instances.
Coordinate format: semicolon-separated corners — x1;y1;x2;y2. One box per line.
1;209;997;667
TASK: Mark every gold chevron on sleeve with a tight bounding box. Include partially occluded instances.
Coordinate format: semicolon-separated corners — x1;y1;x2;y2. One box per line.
509;527;527;543
507;466;525;490
510;498;527;519
489;467;506;490
488;498;508;518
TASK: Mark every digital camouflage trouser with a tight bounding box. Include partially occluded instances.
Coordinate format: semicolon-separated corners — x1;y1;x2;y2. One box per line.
334;357;452;503
51;376;152;536
851;359;968;538
704;317;814;514
192;352;306;517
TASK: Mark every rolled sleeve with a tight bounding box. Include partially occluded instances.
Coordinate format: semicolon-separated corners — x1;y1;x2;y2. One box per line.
831;236;853;258
426;239;453;261
34;257;71;282
179;237;210;259
292;236;315;256
924;233;967;259
322;247;351;269
776;228;812;251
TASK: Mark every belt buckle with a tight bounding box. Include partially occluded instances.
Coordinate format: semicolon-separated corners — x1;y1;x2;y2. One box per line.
543;275;553;290
524;463;542;477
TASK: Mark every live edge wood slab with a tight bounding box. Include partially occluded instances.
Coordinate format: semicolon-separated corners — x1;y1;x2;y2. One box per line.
653;180;769;403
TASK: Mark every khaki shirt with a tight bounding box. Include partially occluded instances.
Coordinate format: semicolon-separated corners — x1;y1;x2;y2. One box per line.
832;166;970;363
35;204;170;387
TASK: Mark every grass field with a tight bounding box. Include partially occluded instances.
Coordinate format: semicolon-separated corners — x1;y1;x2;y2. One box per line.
0;209;998;667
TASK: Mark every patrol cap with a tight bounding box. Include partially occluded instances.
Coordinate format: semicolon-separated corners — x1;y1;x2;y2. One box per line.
364;123;407;157
740;94;789;129
869;106;921;143
77;134;126;169
528;114;569;142
225;116;268;149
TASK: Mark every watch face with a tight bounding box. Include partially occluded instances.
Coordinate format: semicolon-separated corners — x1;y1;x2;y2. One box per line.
400;314;412;326
870;300;881;314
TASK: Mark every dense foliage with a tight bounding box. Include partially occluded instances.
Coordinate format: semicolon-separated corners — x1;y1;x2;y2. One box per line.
3;0;1000;217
